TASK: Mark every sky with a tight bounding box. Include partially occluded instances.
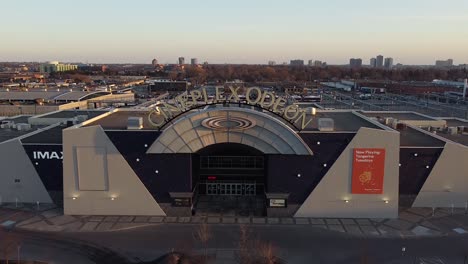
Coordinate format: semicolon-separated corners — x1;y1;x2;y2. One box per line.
1;0;467;65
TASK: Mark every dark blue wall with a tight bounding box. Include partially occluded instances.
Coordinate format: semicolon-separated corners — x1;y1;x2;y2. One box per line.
22;144;63;191
22;144;64;204
399;147;443;207
105;130;192;203
266;133;356;203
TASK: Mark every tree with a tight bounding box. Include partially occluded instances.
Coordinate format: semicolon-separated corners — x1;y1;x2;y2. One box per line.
194;222;211;262
0;229;21;264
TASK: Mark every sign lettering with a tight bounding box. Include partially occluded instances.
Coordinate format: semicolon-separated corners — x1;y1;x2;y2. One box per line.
351;148;386;194
148;87;314;130
33;151;63;160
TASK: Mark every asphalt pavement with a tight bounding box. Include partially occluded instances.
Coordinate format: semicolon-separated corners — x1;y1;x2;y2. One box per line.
3;204;468;263
3;224;468;264
67;224;468;264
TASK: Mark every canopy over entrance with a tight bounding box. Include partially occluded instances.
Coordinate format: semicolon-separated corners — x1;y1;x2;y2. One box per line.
147;107;313;155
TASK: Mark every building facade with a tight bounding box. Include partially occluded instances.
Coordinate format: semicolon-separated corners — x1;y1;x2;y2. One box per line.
384;58;394;69
350;58;363;68
39;61;78;73
178;57;185;65
376;55;384;68
1;98;468;219
290;60;304;66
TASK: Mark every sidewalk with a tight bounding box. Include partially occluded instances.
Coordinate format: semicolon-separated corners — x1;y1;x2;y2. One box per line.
2;204;468;238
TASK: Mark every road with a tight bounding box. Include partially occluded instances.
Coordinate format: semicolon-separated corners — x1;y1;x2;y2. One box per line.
3;224;468;263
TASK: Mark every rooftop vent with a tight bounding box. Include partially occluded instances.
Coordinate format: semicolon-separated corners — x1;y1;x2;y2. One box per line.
447;127;457;135
75;115;89;122
318;118;334;132
127;117;143;130
385;117;394;125
0;120;14;129
16;123;32;131
458;126;466;134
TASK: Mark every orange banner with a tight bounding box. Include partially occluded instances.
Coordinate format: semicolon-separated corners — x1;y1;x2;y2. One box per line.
351;148;386;194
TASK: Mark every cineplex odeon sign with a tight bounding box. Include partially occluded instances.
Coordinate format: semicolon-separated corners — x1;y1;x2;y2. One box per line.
148;87;314;130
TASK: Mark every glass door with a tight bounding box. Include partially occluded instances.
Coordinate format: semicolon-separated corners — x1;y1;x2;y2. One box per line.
206;183;218;195
244;183;256;196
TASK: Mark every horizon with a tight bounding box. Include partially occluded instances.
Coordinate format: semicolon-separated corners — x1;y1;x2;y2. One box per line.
1;0;467;65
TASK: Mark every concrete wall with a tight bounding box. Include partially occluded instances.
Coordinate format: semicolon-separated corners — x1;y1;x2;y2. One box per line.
401;120;447;128
63;125;166;215
0;139;52;204
0;101;88;117
58;101;88;110
295;127;400;218
0;105;60;116
412;142;468;208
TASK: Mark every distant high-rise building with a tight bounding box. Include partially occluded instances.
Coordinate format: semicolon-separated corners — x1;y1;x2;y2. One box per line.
152;58;158;66
376;55;384;68
178;57;185;65
349;58;363;68
435;59;454;67
384;58;394;69
290;59;304;66
308;60;314;66
191;58;198;65
313;60;323;67
268;61;276;66
370;58;377;67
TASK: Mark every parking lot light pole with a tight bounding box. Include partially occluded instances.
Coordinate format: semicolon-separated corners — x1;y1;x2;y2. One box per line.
17;244;21;264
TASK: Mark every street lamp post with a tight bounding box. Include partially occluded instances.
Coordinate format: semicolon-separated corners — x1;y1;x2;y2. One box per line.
17;244;21;264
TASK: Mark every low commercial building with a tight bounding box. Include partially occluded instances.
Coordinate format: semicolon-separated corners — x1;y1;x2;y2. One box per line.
0;90;134;116
39;61;78;73
0;95;467;219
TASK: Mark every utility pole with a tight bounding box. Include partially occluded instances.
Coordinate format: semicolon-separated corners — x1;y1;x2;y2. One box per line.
463;66;467;100
464;66;467;119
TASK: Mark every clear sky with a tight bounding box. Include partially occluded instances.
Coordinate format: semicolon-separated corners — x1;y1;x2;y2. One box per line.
1;0;467;65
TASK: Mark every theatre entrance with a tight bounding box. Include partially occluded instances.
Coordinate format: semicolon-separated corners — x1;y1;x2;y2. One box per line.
192;143;266;217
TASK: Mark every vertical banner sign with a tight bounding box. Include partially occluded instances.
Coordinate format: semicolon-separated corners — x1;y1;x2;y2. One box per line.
352;148;386;194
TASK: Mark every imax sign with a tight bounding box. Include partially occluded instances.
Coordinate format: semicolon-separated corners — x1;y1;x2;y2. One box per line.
32;151;63;160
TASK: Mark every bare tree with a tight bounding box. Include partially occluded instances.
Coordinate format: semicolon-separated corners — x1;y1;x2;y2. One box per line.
194;222;211;262
238;225;252;264
237;225;279;264
256;240;276;264
0;229;21;264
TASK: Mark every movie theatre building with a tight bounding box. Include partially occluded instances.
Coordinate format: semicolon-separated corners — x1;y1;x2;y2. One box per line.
1;102;468;219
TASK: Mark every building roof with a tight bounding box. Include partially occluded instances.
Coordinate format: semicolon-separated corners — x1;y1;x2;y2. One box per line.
398;126;446;147
360;111;435;121
53;91;109;101
0;115;48;143
1;110;109;144
37;109;108;119
423;118;468;147
85;110;156;130
85;108;383;133
443;118;468;127
302;111;382;131
20;125;65;144
0;91;66;101
0;91;110;102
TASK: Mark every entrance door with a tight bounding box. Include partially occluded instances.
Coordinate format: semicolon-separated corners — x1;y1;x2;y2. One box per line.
207;183;218;195
206;182;255;196
244;183;256;196
218;183;243;196
234;184;242;195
